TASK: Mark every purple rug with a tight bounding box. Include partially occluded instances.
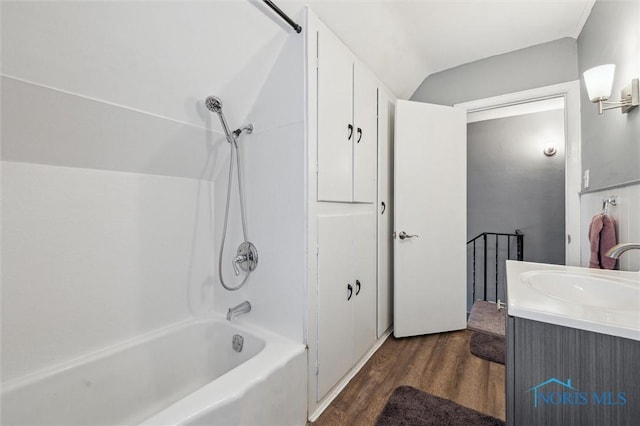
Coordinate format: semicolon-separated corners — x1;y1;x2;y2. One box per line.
375;386;504;426
469;331;505;364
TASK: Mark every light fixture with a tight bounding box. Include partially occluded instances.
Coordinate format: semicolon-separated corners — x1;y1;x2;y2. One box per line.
543;145;557;157
583;64;639;114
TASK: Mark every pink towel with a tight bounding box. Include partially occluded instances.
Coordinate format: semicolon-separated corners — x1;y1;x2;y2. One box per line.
588;214;617;269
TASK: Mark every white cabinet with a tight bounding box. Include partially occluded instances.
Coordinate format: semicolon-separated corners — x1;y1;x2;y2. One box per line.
317;29;377;203
316;213;376;400
352;62;378;202
351;213;377;360
307;13;396;417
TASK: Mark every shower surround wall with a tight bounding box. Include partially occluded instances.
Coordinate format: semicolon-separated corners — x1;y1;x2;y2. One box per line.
212;33;306;342
1;0;305;388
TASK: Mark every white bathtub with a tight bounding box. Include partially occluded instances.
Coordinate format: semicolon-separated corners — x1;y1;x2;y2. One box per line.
1;318;307;425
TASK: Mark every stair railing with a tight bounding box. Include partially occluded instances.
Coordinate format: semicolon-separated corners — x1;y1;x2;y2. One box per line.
467;230;523;303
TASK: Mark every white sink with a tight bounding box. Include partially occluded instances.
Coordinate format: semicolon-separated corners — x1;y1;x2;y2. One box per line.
521;271;640;311
506;261;640;341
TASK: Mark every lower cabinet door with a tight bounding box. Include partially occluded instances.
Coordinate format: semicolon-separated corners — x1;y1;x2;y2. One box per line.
352;212;377;361
317;215;354;400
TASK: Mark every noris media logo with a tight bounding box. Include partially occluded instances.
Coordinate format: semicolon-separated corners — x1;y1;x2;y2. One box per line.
528;378;627;408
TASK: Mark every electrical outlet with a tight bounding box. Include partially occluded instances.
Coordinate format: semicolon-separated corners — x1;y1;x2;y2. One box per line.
583;169;590;189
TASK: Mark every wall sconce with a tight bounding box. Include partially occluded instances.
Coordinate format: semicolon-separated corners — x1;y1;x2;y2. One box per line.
543;145;557;156
583;64;639;114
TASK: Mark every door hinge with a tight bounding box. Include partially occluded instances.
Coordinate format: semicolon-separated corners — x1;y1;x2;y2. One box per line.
315;362;319;376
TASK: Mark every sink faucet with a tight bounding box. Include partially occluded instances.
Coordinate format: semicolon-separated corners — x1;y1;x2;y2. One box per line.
227;301;251;321
606;243;640;259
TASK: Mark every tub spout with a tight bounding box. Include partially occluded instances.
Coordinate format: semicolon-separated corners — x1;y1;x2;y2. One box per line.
227;301;251;321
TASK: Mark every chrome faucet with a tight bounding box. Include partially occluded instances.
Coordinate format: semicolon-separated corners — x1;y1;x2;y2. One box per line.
227;301;251;321
606;243;640;259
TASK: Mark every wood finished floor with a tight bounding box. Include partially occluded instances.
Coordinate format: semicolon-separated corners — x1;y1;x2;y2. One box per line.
310;329;505;426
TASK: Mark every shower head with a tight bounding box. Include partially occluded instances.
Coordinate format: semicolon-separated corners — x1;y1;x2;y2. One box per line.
205;95;233;142
205;96;223;113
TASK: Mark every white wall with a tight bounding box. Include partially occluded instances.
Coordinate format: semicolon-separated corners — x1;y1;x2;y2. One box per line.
2;1;306;383
1;162;216;381
580;184;640;272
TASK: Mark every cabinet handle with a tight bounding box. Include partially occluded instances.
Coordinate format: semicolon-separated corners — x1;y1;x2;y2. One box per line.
348;124;353;140
347;283;353;300
355;280;361;295
381;201;386;215
356;127;362;143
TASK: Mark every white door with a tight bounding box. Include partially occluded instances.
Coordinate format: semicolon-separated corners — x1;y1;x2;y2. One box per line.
393;100;467;338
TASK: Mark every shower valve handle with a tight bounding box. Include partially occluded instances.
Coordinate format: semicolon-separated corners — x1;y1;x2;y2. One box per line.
232;254;246;276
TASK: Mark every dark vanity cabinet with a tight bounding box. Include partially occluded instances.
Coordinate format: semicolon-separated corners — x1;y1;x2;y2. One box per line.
506;315;640;425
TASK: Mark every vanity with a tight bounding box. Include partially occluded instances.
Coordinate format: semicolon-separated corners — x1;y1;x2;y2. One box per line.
505;261;640;425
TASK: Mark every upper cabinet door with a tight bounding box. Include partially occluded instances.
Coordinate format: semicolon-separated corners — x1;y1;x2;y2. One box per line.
317;29;353;202
352;62;377;203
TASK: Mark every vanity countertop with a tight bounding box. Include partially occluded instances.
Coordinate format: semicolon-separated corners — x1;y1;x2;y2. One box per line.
506;261;640;341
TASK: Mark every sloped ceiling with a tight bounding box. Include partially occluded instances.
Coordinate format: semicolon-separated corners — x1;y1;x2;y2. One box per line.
280;0;596;98
2;0;596;130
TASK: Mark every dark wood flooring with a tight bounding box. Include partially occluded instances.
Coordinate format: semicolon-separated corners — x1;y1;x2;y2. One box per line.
310;329;505;426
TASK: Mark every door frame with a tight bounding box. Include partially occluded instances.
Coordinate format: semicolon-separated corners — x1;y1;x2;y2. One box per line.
454;80;582;266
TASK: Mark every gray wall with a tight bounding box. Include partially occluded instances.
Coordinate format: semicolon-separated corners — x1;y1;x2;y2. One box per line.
577;0;640;190
411;38;579;106
467;110;566;306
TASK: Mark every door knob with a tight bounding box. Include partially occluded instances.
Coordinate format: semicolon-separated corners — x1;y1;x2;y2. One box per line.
399;231;419;240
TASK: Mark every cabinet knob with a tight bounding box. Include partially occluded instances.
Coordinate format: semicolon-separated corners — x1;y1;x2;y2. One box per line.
347;124;354;140
355;280;361;295
381;201;386;215
356;127;362;143
347;283;353;300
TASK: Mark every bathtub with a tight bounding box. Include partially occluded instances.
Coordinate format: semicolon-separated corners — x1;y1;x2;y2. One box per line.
1;318;307;425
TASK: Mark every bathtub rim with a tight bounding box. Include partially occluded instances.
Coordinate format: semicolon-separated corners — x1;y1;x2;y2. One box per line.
139;317;307;425
1;314;302;394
